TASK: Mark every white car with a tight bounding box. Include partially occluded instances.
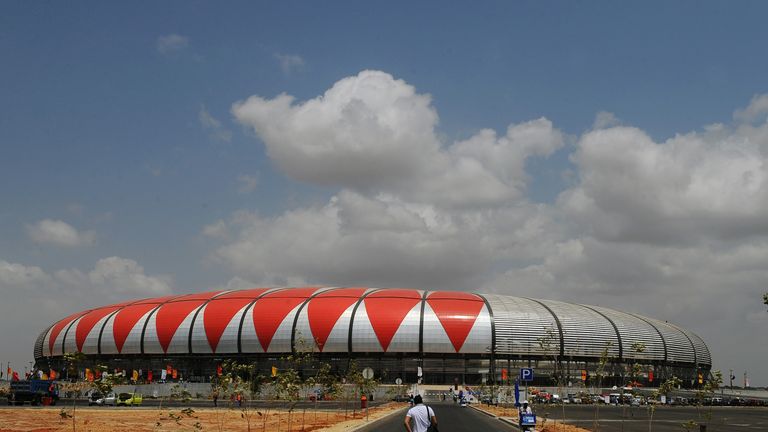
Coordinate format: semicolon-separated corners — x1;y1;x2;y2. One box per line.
94;392;116;406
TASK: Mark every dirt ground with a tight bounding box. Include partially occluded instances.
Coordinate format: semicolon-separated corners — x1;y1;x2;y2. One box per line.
0;402;406;432
475;404;591;432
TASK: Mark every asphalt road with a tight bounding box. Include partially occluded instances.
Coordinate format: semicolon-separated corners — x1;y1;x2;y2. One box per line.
536;404;768;432
356;402;516;432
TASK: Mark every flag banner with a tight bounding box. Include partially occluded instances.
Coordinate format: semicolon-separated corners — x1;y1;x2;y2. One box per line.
160;369;167;381
501;368;508;381
514;379;520;407
172;368;178;379
50;369;57;380
271;366;277;377
648;370;654;382
166;364;172;375
132;370;139;382
217;364;223;376
147;370;153;382
12;371;19;381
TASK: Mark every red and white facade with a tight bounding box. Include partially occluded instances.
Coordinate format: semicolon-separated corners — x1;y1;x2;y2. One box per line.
35;286;711;387
39;287;494;358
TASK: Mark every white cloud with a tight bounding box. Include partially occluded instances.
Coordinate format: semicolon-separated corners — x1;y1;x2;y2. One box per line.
233;70;563;207
0;260;51;289
0;257;173;369
199;105;232;142
275;53;305;75
734;93;768;124
156;34;189;54
592;111;621;130
559;116;768;244
26;219;96;247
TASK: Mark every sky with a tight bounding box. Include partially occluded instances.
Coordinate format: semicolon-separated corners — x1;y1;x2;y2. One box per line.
1;1;767;385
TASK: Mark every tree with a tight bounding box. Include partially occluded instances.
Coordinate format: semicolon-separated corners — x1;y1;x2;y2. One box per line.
592;341;614;432
537;327;565;426
692;370;722;431
60;352;88;432
648;376;682;432
211;360;263;432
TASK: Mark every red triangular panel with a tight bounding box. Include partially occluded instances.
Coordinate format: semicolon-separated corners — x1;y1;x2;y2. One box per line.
307;288;366;351
76;307;120;352
155;300;205;353
48;312;86;355
113;303;158;353
250;287;319;351
427;292;484;352
203;297;254;353
364;296;421;351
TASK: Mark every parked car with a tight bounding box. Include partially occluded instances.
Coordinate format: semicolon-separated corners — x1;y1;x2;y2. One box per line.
116;392;143;406
91;392;116;406
88;392;103;406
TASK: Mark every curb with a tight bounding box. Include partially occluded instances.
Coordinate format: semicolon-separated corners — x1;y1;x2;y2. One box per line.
344;405;409;432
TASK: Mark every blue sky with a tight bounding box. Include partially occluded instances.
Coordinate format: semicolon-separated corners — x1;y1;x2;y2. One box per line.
2;1;768;384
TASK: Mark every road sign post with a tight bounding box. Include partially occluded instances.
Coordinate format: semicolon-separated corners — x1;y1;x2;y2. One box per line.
520;368;534;403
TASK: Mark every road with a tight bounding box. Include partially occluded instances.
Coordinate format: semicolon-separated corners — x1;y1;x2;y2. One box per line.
356;402;516;432
536;404;768;432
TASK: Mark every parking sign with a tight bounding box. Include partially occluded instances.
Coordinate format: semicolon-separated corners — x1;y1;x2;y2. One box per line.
520;368;534;382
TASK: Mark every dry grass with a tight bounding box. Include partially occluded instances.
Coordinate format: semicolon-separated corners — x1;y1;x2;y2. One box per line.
473;404;591;432
0;403;406;432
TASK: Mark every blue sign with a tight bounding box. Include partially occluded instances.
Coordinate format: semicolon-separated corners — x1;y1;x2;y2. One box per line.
520;368;534;382
520;414;537;426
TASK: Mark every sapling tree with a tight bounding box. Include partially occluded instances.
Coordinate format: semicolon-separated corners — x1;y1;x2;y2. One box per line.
692;370;722;430
648;376;682;432
592;341;614;432
623;342;647;427
60;352;88;432
537;327;565;425
212;360;263;432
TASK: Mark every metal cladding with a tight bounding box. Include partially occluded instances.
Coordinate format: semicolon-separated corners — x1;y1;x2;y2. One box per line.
34;287;711;368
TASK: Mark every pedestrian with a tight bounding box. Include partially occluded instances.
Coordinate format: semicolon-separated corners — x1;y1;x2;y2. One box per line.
404;394;437;432
212;390;219;407
519;400;532;415
236;393;242;407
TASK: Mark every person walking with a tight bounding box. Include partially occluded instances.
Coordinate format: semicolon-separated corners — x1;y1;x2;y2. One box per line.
404;395;437;432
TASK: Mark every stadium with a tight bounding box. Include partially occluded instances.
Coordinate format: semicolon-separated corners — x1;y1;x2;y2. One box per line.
33;287;711;388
